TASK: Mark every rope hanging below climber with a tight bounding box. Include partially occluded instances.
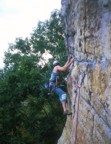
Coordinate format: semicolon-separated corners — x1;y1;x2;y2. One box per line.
69;71;85;144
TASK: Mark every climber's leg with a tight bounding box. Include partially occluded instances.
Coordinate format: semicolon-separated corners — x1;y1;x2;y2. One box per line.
61;100;67;113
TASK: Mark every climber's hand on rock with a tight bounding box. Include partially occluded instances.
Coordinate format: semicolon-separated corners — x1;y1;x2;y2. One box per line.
69;55;73;60
78;85;81;88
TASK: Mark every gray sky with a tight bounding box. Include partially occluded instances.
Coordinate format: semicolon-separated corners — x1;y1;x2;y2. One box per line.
0;0;61;68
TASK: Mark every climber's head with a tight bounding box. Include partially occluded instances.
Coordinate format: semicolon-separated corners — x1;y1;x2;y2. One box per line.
53;60;60;67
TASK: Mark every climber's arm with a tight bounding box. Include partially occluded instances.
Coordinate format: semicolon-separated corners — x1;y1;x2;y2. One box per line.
54;57;73;72
64;56;72;67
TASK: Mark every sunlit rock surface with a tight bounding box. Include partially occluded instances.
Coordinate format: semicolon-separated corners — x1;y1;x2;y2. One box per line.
58;0;111;143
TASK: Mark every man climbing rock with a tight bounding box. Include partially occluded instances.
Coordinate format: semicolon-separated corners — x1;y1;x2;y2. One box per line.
49;56;73;115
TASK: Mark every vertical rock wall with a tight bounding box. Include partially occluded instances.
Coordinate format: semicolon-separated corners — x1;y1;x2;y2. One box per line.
58;0;111;144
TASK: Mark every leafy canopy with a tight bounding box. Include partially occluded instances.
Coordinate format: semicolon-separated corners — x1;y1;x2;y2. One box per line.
0;10;67;144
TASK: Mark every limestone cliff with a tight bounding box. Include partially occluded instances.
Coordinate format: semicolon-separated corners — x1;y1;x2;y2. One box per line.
58;0;111;144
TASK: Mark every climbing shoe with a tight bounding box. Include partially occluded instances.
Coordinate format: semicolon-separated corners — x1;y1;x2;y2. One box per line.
63;110;72;116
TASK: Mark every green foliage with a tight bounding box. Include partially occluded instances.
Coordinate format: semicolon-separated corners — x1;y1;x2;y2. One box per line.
30;10;67;61
0;10;67;144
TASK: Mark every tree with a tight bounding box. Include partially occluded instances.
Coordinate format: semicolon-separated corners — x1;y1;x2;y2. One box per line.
0;10;66;144
30;10;67;62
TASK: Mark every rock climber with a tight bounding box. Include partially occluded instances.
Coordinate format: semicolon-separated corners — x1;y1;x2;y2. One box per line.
49;56;73;115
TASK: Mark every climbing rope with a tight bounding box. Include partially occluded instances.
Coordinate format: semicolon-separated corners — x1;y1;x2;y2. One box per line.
69;72;85;144
74;85;80;144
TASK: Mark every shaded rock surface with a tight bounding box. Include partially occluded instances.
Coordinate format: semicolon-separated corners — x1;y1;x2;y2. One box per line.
58;0;111;144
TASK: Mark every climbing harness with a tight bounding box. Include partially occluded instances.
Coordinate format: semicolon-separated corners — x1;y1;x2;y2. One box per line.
44;77;66;95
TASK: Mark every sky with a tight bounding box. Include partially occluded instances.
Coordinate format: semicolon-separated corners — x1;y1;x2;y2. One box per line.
0;0;61;68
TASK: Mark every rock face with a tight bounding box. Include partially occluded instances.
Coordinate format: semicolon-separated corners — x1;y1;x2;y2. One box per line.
58;0;111;144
